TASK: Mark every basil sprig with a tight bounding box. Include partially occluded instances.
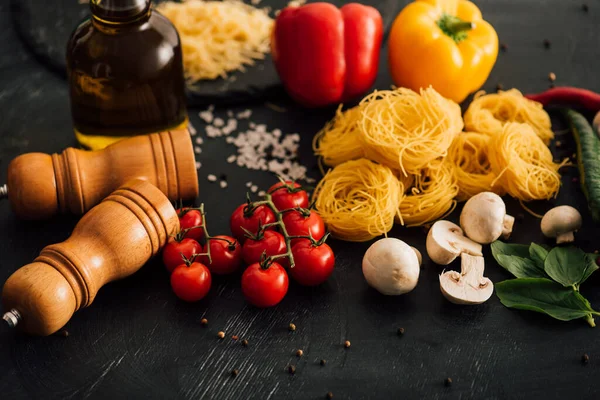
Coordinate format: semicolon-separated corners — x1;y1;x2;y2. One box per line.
492;241;600;327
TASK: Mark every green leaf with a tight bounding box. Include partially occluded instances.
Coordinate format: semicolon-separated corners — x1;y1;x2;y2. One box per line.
529;243;550;269
544;246;592;288
491;241;531;259
495;254;548;279
495;278;597;326
580;253;600;285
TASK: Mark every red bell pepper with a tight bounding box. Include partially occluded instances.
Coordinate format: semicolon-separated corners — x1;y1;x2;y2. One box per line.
271;2;383;107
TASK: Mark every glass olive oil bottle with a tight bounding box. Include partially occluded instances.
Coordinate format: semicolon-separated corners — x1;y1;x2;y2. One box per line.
67;0;187;150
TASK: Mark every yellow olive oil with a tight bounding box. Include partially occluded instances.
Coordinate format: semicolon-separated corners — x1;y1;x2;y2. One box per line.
66;0;187;150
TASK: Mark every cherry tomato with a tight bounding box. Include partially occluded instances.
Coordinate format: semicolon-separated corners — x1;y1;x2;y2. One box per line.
268;181;309;210
242;230;288;265
162;237;202;273
170;262;212;302
176;208;204;242
230;203;276;242
283;210;325;245
290;240;335;286
241;262;289;308
202;235;243;275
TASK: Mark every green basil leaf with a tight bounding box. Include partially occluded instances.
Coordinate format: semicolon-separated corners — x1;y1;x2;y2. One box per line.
529;243;550;269
580;253;600;285
544;246;590;287
495;278;597;325
496;254;548;279
491;241;531;260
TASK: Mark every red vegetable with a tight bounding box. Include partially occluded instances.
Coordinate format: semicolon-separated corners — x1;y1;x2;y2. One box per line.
283;210;325;246
162;237;202;274
176;207;204;242
230;203;276;242
290;240;335;286
241;262;289;308
170;261;212;302
271;2;383;107
242;230;288;266
526;87;600;111
202;235;243;275
267;181;309;210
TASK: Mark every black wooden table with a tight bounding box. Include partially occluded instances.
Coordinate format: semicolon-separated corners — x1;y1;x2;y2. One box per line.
1;1;600;399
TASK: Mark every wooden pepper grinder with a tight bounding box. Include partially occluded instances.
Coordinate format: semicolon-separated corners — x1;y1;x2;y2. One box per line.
1;179;179;336
2;129;198;220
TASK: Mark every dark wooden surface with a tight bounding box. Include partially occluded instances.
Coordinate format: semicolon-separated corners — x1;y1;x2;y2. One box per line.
1;1;600;399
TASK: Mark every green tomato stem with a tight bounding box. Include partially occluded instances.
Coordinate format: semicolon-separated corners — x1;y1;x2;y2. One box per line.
252;195;297;268
198;204;213;265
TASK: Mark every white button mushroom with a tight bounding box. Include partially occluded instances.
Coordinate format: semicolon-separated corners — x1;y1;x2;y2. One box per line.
540;205;582;244
426;220;483;265
362;238;421;295
460;192;514;244
439;254;494;305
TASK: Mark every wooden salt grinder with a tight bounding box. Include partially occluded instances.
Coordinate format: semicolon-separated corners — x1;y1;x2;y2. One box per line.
1;179;179;336
3;129;198;219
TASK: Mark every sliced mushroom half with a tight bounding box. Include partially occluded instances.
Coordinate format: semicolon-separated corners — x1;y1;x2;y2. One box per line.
439;254;494;305
426;220;483;265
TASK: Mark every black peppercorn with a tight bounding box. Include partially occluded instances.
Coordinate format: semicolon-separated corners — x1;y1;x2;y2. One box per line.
241;339;249;347
288;365;296;375
326;392;334;399
543;39;551;49
320;359;327;366
445;377;453;387
397;327;405;336
582;354;590;364
231;369;239;377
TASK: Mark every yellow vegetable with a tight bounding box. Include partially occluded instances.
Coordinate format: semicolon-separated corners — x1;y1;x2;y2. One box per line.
387;0;498;103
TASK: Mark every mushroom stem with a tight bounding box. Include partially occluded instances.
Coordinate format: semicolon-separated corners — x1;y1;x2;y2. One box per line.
439;254;493;305
502;214;514;239
556;231;575;244
461;255;489;289
411;247;423;266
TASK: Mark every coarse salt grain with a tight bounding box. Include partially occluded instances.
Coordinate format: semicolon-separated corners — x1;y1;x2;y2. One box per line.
258;191;266;197
206;125;222;138
208;174;218;182
195;137;204;145
195;161;202;169
188;122;197;136
220;181;228;189
227;110;234;117
237;109;252;119
199;108;214;123
246;182;253;188
227;155;237;163
251;185;258;193
213;118;225;127
194;146;202;154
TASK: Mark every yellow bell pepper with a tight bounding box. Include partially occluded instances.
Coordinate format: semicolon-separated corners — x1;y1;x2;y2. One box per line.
388;0;498;103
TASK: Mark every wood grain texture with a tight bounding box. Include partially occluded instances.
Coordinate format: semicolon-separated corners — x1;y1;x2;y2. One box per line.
1;180;179;336
0;0;600;398
7;129;198;219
